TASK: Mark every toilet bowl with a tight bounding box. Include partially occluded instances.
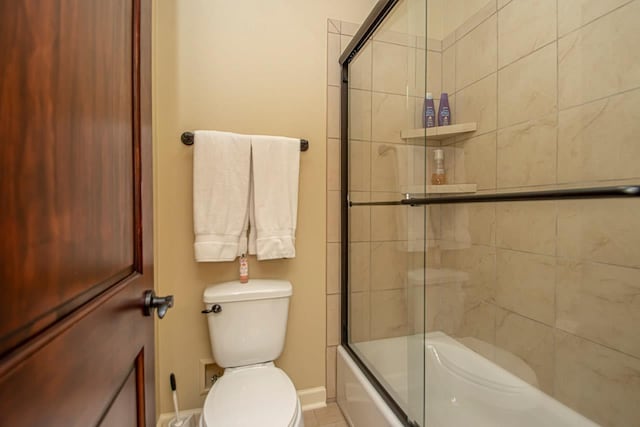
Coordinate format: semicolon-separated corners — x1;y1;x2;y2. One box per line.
199;363;303;427
199;280;304;427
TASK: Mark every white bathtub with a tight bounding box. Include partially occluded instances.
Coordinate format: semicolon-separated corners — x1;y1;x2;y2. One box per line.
337;332;599;427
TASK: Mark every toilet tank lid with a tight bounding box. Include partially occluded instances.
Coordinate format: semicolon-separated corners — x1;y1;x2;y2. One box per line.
203;279;292;303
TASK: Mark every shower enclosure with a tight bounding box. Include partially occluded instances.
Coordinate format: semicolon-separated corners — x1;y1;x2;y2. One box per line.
336;1;640;426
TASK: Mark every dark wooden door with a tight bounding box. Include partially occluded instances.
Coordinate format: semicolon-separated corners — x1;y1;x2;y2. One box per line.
0;0;154;426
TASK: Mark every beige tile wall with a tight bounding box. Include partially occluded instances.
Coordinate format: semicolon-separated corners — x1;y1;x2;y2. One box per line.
326;20;343;403
435;1;640;425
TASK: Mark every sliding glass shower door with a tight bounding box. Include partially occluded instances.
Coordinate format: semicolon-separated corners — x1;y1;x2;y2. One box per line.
342;0;428;424
342;1;640;426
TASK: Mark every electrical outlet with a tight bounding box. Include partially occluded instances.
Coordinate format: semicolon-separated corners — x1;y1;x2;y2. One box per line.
199;358;224;395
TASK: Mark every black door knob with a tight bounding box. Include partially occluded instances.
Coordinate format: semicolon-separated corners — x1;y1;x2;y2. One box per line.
143;290;174;319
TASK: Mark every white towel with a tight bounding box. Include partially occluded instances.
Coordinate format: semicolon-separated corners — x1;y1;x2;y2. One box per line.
193;131;251;261
250;135;300;260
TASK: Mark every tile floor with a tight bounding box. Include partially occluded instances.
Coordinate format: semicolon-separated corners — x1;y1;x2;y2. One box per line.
303;402;348;426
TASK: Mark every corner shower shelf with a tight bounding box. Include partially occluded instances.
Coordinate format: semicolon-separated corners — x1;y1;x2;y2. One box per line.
402;184;478;198
401;122;477;142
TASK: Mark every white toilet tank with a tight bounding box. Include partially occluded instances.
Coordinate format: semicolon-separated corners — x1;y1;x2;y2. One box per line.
203;279;292;368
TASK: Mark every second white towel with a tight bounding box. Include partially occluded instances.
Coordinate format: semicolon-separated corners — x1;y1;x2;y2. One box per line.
249;135;300;260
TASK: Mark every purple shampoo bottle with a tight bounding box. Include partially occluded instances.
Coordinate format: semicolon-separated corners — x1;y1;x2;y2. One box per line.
438;92;451;126
423;92;436;128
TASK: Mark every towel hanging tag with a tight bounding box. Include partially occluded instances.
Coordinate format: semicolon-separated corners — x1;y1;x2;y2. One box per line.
239;254;249;283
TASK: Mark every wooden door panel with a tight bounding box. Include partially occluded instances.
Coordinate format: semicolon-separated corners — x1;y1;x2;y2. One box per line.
0;0;134;354
0;0;154;425
0;273;153;427
100;367;139;427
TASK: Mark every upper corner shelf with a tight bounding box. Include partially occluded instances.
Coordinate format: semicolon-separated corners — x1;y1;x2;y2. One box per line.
401;122;477;141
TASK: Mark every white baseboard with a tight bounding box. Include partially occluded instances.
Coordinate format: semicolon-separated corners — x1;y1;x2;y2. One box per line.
156;387;327;426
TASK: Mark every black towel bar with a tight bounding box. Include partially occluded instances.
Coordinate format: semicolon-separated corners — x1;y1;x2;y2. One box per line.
181;131;309;151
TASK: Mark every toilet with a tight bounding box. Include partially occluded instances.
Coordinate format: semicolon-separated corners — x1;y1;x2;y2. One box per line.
199;279;304;427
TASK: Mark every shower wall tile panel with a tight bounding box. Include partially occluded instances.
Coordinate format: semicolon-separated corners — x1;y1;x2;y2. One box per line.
557;88;640;183
440;244;497;308
415;50;442;98
371;92;414;144
370;241;409;291
495;201;557;256
443;203;496;247
442;45;456;94
349;89;372;141
326;346;337;400
557;199;640;268
453;132;497;190
327;190;341;243
372;41;411;95
327;85;340;139
326;243;341;295
495;249;556;326
327;294;341;347
327;138;340;191
556;259;640;359
327;33;341;87
456;302;496;348
495;308;555;394
558;1;640;109
454;74;497;139
497;0;556;68
557;0;633;36
349;242;371;293
343;36;372;91
455;14;497;90
349;140;371;192
555;331;640;427
455;0;497;41
350;291;371;343
498;42;557;128
496;114;558;188
370;142;408;192
370;289;409;339
348;198;371;243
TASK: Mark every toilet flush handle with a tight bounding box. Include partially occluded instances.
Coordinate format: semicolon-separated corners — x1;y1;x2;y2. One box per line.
201;304;222;314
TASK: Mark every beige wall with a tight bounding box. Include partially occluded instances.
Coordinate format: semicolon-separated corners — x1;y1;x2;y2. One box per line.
152;0;376;414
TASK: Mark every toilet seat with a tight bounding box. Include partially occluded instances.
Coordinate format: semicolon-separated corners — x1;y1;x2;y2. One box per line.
201;363;299;427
